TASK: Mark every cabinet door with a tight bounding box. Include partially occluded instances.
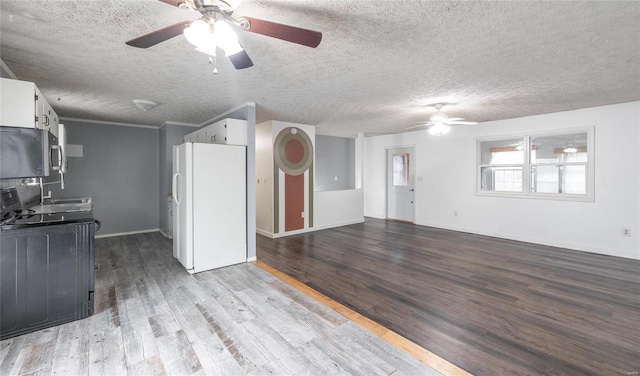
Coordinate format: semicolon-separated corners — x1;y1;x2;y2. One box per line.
205;123;216;143
40;96;53;134
219;121;228;144
0;78;38;129
214;121;225;144
225;119;247;145
42;98;59;137
198;128;207;143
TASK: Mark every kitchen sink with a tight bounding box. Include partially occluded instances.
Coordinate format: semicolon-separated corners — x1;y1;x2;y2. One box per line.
46;197;92;205
29;197;93;214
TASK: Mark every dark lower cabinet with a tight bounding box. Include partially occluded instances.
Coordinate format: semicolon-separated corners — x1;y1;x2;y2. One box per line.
0;221;95;340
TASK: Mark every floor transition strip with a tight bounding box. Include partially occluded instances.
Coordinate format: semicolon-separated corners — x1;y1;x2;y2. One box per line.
254;260;472;376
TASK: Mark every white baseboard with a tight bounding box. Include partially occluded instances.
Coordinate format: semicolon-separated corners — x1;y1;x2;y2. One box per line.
258;219;365;239
414;221;639;261
158;229;172;239
96;228;160;239
312;218;365;232
247;256;257;262
256;228;274;238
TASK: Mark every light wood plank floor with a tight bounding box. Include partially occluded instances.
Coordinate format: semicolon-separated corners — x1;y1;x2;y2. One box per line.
0;232;443;376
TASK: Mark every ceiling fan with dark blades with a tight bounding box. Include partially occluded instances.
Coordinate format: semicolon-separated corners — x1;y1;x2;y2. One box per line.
407;103;478;136
125;0;323;70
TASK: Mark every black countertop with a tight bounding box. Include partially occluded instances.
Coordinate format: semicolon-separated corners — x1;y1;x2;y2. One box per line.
1;211;95;230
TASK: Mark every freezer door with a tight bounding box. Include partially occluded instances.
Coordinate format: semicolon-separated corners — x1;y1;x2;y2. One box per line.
172;143;194;270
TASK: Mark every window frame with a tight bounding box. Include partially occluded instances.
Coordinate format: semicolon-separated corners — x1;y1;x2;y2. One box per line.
475;126;595;202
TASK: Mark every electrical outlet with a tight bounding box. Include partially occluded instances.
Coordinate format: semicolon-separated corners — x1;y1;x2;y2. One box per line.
301;212;305;218
623;228;631;237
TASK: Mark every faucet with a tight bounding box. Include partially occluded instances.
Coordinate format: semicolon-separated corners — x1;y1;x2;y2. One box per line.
40;178;52;204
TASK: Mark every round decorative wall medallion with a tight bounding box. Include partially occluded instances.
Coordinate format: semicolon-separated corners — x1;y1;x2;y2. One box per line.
274;127;313;176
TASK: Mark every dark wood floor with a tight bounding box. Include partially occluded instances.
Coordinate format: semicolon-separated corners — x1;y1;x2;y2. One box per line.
256;218;640;376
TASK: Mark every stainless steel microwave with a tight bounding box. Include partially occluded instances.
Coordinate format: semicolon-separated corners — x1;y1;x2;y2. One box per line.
0;126;59;179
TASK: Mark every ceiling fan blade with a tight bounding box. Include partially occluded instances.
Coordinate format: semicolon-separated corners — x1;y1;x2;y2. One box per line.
445;120;478;125
239;16;322;48
228;49;254;69
158;0;184;7
126;21;192;48
406;123;429;130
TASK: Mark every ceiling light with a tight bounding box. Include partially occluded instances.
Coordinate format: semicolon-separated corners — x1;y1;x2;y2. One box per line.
213;20;243;56
132;99;158;111
184;19;215;51
428;123;451;136
184;18;243;57
563;147;578;153
430;112;448;122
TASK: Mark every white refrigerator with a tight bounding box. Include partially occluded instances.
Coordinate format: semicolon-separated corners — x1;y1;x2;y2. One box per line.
172;142;247;274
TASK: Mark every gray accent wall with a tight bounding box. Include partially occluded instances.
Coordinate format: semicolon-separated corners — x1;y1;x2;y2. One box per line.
49;121;159;235
315;135;356;191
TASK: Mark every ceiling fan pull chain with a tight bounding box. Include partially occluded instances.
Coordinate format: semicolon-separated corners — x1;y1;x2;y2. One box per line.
209;55;218;74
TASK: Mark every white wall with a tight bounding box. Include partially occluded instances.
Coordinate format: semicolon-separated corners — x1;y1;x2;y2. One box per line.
255;121;274;234
364;102;640;260
314;189;364;230
256;121;366;238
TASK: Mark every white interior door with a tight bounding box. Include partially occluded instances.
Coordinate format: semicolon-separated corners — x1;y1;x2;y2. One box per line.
387;147;415;222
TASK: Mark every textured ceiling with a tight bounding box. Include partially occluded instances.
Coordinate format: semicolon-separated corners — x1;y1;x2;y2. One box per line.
1;0;639;137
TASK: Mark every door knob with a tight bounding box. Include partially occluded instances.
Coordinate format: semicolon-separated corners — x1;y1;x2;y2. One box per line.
409;189;414;191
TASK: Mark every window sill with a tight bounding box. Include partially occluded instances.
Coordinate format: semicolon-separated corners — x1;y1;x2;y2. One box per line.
474;191;594;202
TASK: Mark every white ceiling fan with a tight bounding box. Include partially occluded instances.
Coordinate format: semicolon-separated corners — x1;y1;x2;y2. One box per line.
408;103;478;136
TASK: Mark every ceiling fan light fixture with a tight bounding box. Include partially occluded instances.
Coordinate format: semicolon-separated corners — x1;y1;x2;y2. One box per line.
563;147;578;153
430;113;448;122
428;123;451;136
196;43;217;57
183;19;212;47
214;19;243;56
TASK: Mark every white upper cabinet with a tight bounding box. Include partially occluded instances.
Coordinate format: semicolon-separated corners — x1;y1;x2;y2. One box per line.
41;96;59;138
184;118;247;146
0;78;59;136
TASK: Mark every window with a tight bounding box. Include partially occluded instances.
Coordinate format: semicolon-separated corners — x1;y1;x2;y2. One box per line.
479;138;524;193
477;128;594;201
392;152;410;186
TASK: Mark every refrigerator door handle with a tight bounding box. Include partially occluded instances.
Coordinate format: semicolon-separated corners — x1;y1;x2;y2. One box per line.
172;172;181;206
